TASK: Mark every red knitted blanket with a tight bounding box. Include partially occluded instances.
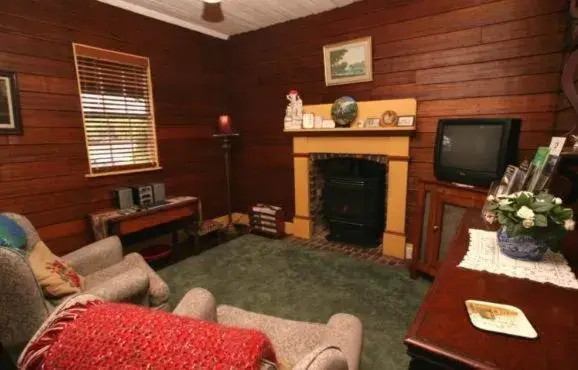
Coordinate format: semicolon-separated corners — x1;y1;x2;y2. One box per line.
20;301;277;369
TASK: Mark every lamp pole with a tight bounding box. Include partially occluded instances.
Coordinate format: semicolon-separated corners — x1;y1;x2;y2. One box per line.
213;132;239;233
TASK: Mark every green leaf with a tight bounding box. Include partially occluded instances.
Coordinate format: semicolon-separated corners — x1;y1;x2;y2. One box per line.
499;204;517;212
517;193;532;207
534;214;548;227
552;208;573;220
497;213;510;225
537;192;554;203
532;201;554;213
507;213;519;222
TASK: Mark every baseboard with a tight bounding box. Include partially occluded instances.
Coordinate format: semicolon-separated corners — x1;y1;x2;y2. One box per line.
213;212;294;235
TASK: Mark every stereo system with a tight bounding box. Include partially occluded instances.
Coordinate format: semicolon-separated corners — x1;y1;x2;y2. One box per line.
151;183;166;204
132;185;154;208
114;183;167;210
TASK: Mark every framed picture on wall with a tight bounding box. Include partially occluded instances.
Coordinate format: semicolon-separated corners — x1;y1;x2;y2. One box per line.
323;36;373;86
0;70;22;135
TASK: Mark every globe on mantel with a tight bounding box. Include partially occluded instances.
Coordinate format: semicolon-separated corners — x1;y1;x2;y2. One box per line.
331;96;358;127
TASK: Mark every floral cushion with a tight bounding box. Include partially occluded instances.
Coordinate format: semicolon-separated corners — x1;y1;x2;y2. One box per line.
27;241;84;298
0;214;27;253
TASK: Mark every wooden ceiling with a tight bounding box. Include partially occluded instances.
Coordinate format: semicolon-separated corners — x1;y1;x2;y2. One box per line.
98;0;362;39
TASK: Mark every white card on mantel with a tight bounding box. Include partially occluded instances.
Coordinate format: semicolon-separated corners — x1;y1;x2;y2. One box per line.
465;300;538;339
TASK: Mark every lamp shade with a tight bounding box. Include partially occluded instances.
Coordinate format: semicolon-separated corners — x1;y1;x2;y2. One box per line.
217;115;232;134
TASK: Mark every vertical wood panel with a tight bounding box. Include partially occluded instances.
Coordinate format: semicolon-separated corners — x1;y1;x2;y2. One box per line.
0;0;228;255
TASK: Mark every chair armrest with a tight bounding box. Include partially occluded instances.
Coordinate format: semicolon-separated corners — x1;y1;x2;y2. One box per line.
292;346;348;370
320;313;363;370
18;293;102;368
83;267;149;304
123;253;169;308
173;288;217;321
62;236;123;276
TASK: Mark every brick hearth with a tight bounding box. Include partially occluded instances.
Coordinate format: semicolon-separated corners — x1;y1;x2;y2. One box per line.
285;231;405;267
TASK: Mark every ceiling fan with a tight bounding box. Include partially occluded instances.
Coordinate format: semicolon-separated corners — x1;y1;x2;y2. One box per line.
201;0;225;23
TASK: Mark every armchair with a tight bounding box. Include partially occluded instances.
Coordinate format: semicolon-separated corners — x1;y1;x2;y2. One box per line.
20;289;363;370
176;288;363;370
0;213;169;350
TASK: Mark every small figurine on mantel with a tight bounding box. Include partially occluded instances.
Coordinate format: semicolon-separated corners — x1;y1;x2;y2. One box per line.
284;89;303;130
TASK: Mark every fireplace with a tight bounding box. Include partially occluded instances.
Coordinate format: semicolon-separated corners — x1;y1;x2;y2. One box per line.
286;98;416;258
310;155;387;246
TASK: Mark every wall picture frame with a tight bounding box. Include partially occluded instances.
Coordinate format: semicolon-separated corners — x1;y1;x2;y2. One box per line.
323;36;373;86
0;70;22;135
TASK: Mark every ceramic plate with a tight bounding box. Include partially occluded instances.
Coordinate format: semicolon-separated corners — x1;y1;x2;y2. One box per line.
465;300;538;339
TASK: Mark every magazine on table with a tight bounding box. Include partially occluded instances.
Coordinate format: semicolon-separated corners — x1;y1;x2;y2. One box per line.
483;137;567;215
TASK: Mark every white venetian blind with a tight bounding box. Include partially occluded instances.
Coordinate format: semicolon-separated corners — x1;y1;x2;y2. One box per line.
73;44;159;176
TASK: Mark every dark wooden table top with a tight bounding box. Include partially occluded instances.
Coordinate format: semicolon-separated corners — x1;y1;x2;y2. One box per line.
405;210;578;369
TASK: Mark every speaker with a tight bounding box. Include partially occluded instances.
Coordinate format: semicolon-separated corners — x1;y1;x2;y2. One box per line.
114;187;134;210
151;183;166;204
132;185;154;208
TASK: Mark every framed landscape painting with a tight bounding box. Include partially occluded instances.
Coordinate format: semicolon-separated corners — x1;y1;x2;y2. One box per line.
0;70;22;135
323;36;373;86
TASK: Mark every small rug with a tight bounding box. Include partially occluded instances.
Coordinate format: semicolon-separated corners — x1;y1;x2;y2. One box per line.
460;229;578;289
158;234;430;369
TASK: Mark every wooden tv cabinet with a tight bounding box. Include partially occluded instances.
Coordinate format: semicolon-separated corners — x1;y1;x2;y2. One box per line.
410;179;487;278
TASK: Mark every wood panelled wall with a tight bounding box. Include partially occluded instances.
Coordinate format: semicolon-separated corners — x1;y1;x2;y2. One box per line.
0;0;228;255
229;0;568;234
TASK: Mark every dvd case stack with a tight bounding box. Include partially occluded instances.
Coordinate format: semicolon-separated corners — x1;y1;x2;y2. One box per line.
249;203;285;238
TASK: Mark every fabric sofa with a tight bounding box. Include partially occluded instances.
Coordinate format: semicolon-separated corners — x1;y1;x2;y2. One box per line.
0;212;169;351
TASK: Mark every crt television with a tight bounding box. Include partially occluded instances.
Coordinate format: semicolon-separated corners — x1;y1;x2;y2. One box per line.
433;118;521;187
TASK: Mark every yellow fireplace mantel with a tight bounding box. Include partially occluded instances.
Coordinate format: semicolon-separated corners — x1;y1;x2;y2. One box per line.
286;98;416;259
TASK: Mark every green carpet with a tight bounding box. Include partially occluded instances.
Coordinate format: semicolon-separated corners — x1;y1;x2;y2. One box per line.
158;234;430;369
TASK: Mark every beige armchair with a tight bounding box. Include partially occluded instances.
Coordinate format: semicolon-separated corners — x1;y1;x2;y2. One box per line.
0;212;169;351
19;290;363;369
175;288;364;370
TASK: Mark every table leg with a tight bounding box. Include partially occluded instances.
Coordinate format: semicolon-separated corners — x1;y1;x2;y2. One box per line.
172;230;178;246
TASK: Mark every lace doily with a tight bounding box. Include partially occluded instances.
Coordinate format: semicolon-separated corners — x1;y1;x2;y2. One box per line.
458;229;578;290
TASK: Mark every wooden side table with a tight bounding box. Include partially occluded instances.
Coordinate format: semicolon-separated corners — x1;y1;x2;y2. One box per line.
89;197;200;247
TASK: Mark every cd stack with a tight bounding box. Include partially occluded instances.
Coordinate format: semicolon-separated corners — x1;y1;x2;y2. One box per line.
249;203;285;238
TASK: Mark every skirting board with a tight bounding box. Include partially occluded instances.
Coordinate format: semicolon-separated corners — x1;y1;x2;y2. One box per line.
213;214;409;259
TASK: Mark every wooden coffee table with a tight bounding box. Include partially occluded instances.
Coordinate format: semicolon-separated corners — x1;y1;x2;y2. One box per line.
405;210;578;369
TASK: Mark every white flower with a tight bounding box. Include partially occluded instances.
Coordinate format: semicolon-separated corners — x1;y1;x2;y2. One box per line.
537;199;545;203
516;206;535;220
522;219;535;228
483;212;496;224
487;195;495;202
499;198;511;206
554;197;562;205
565;220;575;231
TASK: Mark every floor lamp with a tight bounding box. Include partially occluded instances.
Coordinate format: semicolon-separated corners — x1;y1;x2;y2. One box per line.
213;115;238;234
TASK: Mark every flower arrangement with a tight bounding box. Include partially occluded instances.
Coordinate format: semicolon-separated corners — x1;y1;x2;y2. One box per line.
484;191;575;252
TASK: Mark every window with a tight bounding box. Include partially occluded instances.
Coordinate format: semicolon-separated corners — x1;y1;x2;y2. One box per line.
73;43;160;176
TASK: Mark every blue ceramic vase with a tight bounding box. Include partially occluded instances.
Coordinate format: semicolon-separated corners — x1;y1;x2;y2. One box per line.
497;227;548;261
